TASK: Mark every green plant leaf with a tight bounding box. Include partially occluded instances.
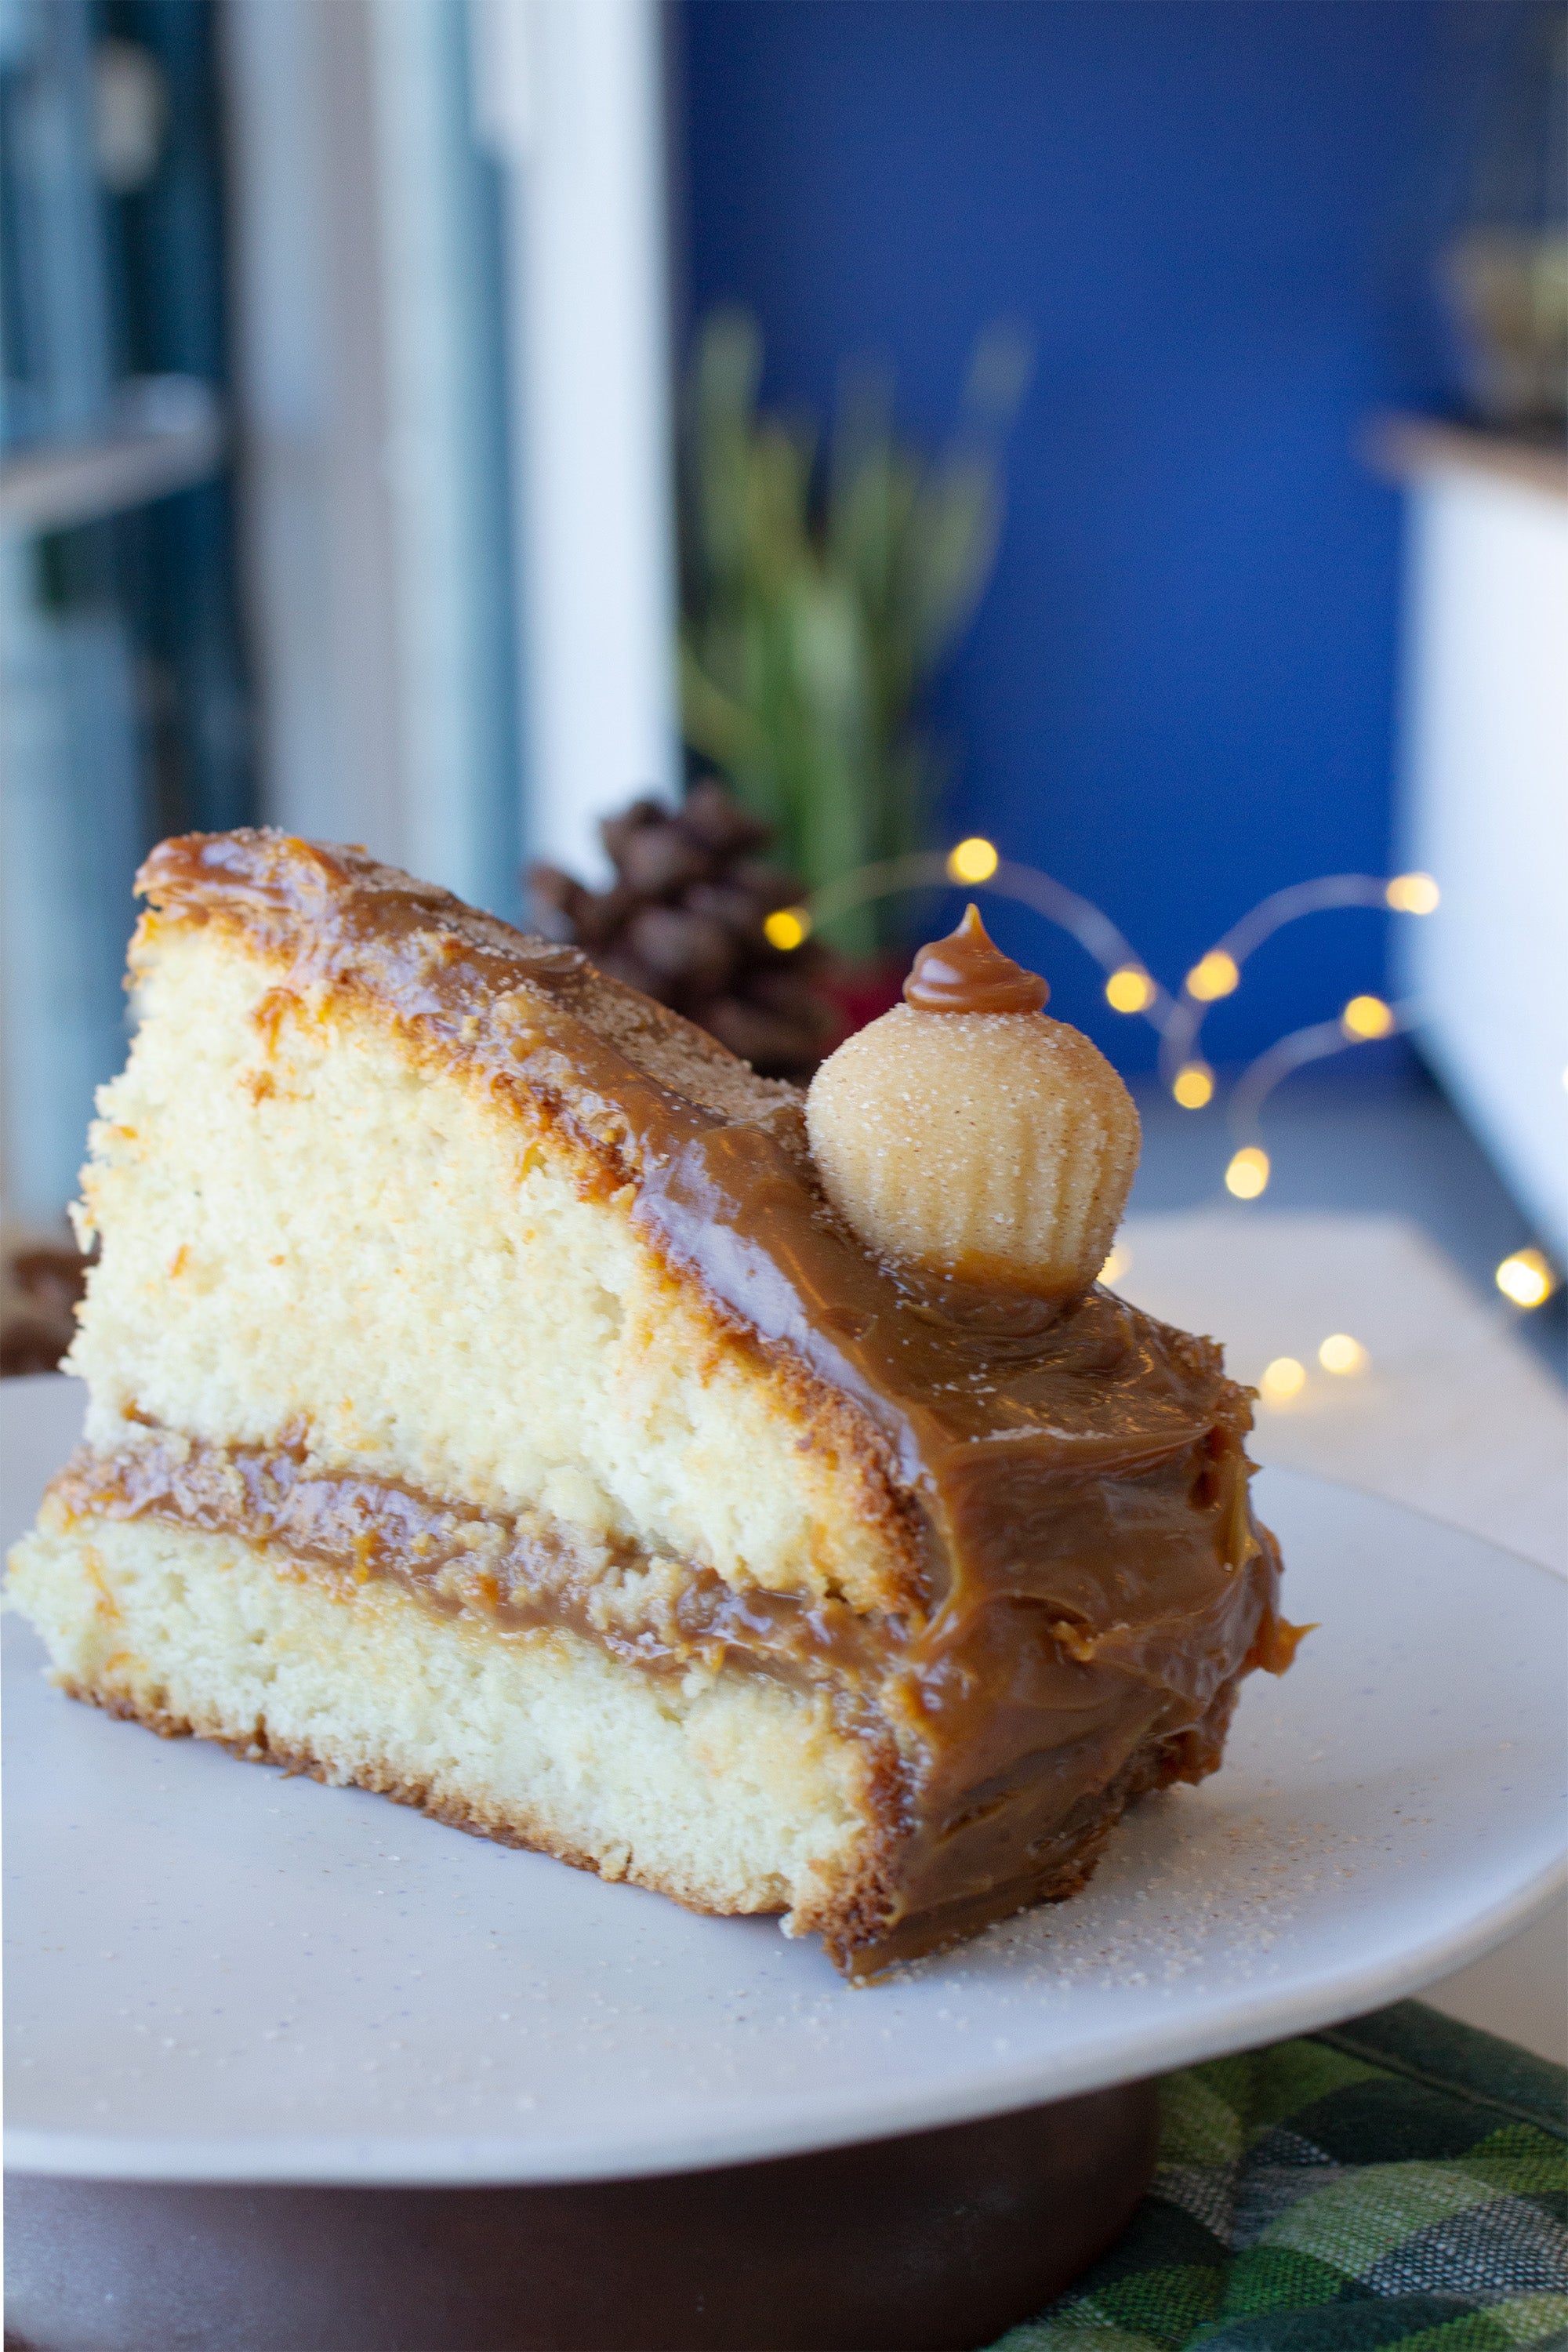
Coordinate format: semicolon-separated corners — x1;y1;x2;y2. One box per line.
677;309;1029;951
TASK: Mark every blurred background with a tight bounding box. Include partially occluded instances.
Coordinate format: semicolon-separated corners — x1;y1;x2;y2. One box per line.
1;0;1564;2040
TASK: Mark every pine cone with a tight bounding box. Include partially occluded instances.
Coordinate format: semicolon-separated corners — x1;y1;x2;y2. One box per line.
528;782;836;1080
2;1232;90;1377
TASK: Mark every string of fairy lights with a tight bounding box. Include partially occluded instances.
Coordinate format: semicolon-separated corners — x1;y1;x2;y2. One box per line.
762;838;1561;1378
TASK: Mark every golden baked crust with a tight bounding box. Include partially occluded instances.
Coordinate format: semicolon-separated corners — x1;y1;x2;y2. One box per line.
138;829;799;1127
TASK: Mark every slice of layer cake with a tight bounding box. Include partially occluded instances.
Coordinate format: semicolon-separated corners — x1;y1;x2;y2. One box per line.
9;831;1297;1975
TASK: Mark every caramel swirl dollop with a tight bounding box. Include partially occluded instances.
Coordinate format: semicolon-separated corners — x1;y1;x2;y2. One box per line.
903;903;1048;1015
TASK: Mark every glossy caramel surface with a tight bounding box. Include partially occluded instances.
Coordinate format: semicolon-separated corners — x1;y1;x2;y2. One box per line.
902;902;1049;1014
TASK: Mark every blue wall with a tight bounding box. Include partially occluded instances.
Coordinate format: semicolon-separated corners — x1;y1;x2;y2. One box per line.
680;0;1510;1068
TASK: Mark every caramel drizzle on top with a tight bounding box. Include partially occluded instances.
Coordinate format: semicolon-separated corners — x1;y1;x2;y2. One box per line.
903;904;1049;1016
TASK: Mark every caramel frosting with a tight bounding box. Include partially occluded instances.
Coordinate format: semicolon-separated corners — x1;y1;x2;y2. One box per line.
903;902;1049;1014
124;831;1297;1971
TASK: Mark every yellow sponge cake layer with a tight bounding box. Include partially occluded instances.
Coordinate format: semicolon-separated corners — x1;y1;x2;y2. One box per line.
9;1508;877;1934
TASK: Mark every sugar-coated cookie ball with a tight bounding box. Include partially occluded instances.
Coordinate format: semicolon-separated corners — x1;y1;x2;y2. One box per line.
806;910;1139;1302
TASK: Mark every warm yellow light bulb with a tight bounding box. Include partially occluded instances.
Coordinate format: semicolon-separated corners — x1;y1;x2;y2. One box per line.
1105;965;1153;1014
1261;1356;1306;1402
1496;1248;1555;1310
1186;949;1240;1002
764;906;811;952
947;837;999;884
1341;994;1394;1040
1319;1333;1367;1376
1172;1063;1214;1109
1100;1243;1131;1287
1225;1146;1270;1200
1386;872;1439;915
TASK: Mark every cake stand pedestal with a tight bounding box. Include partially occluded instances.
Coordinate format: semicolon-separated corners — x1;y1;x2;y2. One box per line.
5;2078;1157;2352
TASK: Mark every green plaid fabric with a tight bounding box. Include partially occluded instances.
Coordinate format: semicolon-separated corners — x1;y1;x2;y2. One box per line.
992;2003;1568;2352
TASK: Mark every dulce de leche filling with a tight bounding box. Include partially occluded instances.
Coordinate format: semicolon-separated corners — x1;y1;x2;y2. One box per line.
48;1436;892;1692
902;903;1049;1015
114;831;1298;1972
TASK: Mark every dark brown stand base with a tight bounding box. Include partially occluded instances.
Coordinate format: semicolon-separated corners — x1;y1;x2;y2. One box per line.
5;2078;1158;2352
